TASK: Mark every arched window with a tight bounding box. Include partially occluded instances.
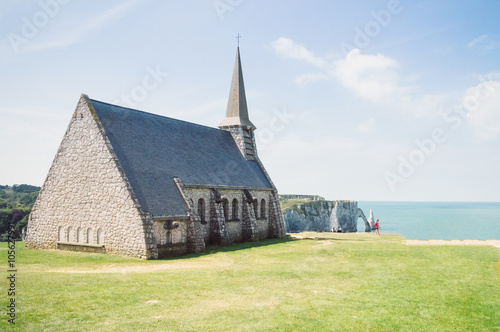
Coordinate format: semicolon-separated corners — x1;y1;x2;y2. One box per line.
253;199;258;217
77;227;83;243
166;231;172;244
260;199;266;218
232;198;238;220
198;198;206;223
58;226;64;242
87;228;92;244
222;198;229;221
97;229;104;244
67;227;74;242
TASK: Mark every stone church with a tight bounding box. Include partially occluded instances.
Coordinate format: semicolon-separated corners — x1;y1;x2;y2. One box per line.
26;47;286;259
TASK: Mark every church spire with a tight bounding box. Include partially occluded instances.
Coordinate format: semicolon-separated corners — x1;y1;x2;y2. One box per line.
218;47;256;130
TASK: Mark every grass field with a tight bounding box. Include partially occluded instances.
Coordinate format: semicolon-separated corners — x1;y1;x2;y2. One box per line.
1;233;499;331
279;198;332;212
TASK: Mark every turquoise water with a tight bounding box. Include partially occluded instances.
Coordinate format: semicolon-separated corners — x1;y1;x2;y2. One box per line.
357;202;500;241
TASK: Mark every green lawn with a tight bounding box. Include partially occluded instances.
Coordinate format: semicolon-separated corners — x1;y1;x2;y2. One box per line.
1;233;499;331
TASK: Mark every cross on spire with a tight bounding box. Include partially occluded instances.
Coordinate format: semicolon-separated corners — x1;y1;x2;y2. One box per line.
236;33;241;47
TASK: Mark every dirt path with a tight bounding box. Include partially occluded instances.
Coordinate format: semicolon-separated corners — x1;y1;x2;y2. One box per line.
47;258;234;274
406;239;500;248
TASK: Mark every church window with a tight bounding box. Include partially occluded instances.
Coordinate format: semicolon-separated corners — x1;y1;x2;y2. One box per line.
67;227;74;242
77;227;83;243
253;200;258;217
87;228;92;243
232;198;238;220
198;198;206;223
97;229;104;244
166;231;172;244
260;199;266;218
222;198;229;221
58;226;64;241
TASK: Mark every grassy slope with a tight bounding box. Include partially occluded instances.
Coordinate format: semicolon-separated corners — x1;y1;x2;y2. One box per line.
1;233;499;331
280;198;333;212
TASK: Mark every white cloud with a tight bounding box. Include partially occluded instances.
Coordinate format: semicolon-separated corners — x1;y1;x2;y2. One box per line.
465;81;500;140
398;92;456;117
271;38;453;117
294;72;329;85
333;49;407;103
357;117;375;133
271;38;411;105
271;37;327;68
467;34;500;50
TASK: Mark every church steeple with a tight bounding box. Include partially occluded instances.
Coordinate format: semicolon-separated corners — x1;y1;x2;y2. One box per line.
219;46;257;160
218;47;256;130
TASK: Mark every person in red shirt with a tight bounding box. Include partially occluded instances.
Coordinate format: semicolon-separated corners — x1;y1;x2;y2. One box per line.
375;219;380;235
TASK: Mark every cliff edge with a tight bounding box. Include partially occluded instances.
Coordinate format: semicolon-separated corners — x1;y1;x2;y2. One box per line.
280;195;373;233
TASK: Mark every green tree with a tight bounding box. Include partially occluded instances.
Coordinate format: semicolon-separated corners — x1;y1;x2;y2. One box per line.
12;184;41;193
0;209;10;234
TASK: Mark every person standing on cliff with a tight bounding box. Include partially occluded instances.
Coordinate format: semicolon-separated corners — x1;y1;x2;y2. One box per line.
375;219;380;235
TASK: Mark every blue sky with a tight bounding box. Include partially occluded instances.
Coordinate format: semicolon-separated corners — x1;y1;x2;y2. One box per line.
1;0;499;202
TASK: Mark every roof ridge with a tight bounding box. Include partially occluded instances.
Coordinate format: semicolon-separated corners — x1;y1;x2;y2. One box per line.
89;98;224;133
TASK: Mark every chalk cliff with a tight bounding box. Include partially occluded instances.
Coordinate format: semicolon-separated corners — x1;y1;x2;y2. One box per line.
281;196;372;233
283;201;334;232
367;209;375;230
330;201;371;232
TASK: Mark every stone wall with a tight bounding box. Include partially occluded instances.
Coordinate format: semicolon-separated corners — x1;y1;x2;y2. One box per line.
26;95;157;260
152;220;186;246
219;123;285;240
267;191;286;238
56;242;106;254
256;219;269;239
184;187;273;244
221;125;256;160
226;220;242;242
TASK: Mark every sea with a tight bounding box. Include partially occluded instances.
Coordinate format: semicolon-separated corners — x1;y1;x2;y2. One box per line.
357;201;500;241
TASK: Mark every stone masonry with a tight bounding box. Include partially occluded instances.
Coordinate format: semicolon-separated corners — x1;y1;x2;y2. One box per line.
26;95;157;259
209;189;229;245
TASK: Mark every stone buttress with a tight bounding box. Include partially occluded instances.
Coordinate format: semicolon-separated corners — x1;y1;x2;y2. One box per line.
173;177;205;253
241;190;259;242
209;189;229;245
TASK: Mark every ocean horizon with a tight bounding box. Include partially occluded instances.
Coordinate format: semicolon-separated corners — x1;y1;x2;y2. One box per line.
357;201;500;241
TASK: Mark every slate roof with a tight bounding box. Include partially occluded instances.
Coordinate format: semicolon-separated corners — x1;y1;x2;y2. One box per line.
89;98;272;217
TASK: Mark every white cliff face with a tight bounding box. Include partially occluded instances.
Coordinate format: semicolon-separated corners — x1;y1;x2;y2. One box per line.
283;202;334;233
367;209;375;230
357;208;372;232
282;199;373;233
330;201;360;232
